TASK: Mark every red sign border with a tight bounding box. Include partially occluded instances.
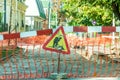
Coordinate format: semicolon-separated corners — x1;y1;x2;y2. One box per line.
42;26;70;54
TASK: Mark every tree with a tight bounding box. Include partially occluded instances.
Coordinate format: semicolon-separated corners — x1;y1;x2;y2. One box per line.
0;12;3;24
93;0;120;20
60;0;120;26
0;12;3;32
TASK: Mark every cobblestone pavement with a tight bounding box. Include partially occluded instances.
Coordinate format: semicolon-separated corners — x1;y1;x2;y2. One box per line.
0;45;119;79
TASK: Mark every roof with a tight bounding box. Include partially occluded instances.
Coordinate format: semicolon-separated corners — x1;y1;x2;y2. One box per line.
36;0;46;19
41;0;49;8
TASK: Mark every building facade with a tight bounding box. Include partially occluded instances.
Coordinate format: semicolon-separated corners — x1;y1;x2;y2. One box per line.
0;0;27;32
25;0;48;31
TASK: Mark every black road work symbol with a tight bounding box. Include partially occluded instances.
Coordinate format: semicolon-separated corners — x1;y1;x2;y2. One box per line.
52;36;64;50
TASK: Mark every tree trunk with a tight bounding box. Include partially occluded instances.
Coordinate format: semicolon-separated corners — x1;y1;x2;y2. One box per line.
8;0;12;46
112;1;120;20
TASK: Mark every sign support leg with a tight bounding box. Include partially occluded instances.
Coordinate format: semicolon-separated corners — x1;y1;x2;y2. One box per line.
57;53;60;74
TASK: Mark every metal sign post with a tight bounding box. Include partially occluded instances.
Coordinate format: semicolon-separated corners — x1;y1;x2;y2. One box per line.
57;49;62;74
57;52;60;74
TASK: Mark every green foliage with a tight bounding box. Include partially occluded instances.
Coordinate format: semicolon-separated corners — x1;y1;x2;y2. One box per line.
0;27;2;32
1;47;21;61
0;12;3;32
0;12;3;23
51;12;56;21
61;0;119;26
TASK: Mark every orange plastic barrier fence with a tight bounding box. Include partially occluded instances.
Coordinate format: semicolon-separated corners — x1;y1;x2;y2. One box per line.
0;32;120;79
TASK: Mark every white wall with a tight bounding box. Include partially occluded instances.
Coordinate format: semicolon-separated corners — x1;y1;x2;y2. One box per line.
25;0;39;16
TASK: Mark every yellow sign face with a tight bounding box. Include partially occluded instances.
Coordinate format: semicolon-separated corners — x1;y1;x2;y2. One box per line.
43;26;70;54
46;29;67;51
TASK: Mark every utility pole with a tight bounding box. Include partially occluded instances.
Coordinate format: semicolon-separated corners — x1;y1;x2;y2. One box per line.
55;0;58;28
53;0;58;28
48;0;51;29
112;13;115;45
53;0;61;28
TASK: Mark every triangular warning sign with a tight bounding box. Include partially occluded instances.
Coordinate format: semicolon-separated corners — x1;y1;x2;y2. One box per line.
43;26;70;54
